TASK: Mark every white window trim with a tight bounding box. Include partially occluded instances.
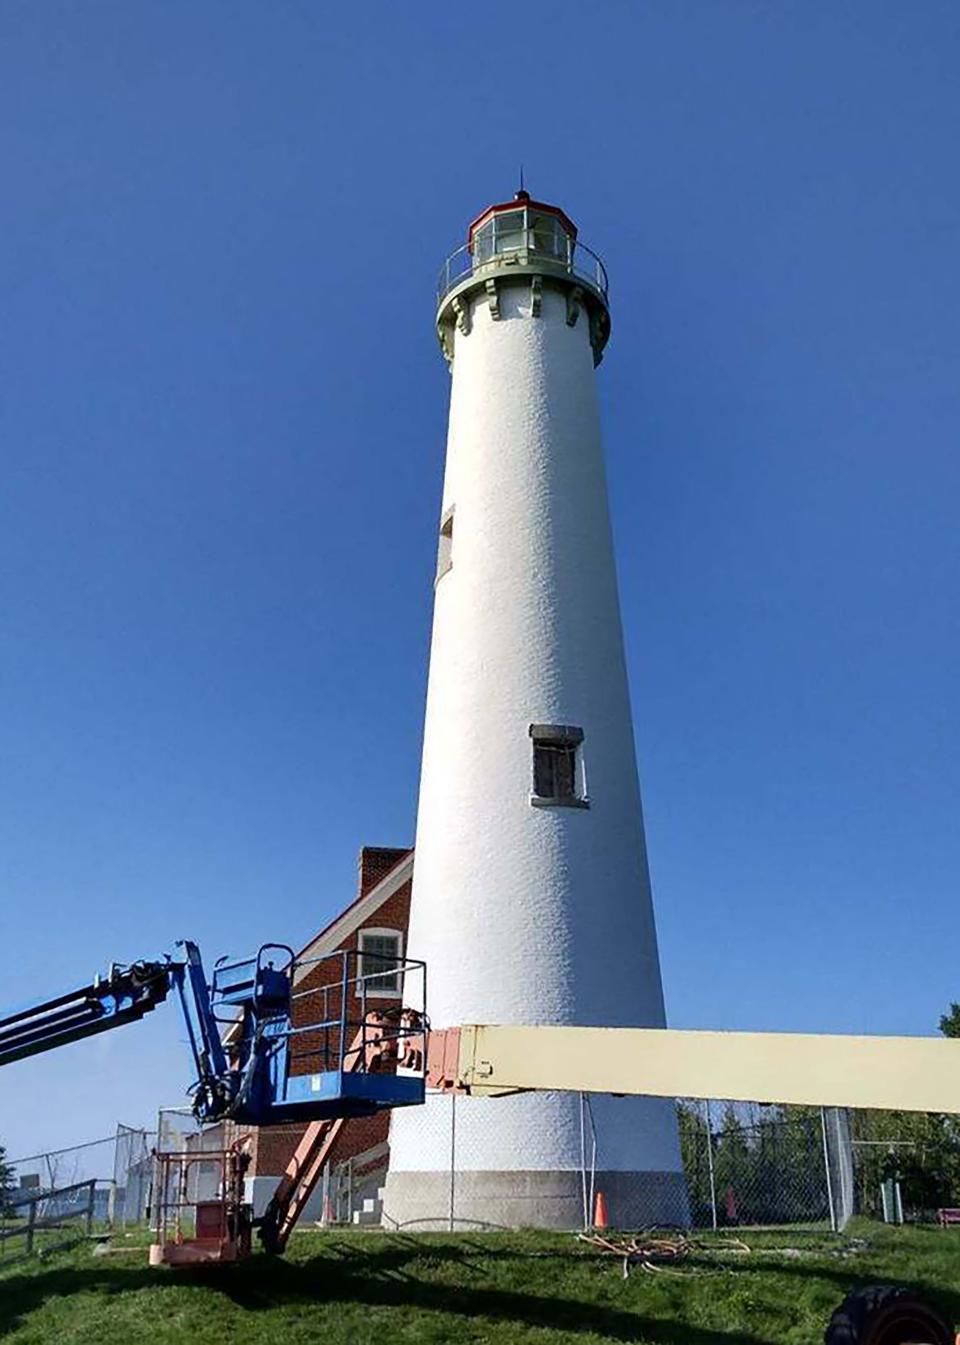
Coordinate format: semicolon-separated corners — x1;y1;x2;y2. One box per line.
356;926;404;999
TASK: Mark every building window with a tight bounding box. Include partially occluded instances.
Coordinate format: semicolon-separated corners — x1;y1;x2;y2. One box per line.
357;928;403;996
529;724;589;809
436;506;454;583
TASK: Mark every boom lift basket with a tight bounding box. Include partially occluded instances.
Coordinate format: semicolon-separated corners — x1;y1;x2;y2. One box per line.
150;1135;251;1267
151;945;427;1265
203;943;427;1126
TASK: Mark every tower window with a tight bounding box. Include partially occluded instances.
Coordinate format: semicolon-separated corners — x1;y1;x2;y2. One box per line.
529;724;589;809
436;506;454;583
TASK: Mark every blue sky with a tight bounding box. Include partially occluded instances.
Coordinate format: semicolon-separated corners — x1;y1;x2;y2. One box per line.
1;2;958;1166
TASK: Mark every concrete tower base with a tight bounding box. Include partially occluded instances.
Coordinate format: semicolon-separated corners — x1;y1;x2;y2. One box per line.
382;1167;689;1232
387;1091;688;1233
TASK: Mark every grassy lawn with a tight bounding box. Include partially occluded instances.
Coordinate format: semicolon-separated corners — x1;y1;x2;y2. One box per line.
0;1222;959;1344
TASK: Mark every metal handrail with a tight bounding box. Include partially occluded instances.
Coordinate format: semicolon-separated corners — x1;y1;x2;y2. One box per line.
437;237;609;307
270;946;427;1079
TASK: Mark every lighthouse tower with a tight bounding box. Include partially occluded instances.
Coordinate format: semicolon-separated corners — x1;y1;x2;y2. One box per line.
385;191;687;1228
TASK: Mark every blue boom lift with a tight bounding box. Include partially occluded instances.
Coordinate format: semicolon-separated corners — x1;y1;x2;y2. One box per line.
0;940;427;1260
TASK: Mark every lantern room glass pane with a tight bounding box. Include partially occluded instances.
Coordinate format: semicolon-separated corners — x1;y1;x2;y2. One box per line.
494;209;526;254
530;214;566;259
473;220;494;265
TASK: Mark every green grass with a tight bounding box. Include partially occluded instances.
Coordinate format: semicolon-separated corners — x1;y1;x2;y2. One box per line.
0;1222;958;1344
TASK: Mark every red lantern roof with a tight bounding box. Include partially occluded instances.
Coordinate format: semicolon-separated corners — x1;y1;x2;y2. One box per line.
467;190;578;245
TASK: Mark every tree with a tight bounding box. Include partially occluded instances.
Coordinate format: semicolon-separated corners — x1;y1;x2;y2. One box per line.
676;1101;714;1223
0;1145;15;1217
850;1003;960;1216
713;1104;752;1223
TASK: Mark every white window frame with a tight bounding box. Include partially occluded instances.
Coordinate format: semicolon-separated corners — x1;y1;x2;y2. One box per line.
356;927;404;999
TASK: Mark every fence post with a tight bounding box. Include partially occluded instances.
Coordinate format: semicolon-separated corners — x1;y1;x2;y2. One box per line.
320;1163;330;1228
85;1180;95;1235
820;1107;837;1232
579;1092;588;1230
448;1090;457;1233
25;1200;36;1255
703;1100;718;1231
577;1092;598;1231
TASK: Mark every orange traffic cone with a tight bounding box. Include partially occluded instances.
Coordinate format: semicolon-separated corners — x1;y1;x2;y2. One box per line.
593;1190;609;1229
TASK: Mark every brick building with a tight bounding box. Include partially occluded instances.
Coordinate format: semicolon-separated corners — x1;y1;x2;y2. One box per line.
243;845;413;1222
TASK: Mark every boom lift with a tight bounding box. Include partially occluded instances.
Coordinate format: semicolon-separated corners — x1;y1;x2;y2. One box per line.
7;935;960;1316
0;940;427;1263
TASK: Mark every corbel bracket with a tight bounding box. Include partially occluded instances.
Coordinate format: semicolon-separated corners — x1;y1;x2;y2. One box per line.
565;285;583;328
588;307;607;366
451;294;471;337
485;278;500;320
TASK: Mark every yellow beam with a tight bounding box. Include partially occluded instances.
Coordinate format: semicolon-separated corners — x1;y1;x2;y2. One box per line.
452;1025;960;1113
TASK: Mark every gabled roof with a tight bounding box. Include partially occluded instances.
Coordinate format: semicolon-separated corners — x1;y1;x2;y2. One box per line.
292;849;413;986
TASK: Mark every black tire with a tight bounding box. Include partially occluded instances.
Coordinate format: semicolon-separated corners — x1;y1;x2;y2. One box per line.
825;1284;954;1345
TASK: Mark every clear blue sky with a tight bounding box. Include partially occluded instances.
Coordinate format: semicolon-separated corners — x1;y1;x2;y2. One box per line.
1;2;958;1167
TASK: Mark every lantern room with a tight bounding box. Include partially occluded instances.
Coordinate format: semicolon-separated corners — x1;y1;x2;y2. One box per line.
469;190;578;268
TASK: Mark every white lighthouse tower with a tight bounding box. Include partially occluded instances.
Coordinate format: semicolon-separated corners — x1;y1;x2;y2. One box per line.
385;191;686;1228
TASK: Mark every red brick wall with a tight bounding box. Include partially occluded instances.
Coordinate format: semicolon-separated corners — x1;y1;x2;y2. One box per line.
290;872;412;1076
244;1110;392;1182
245;1123;302;1177
246;864;412;1178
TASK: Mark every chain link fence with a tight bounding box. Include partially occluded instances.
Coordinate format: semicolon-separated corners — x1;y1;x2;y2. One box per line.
113;1125;154;1227
5;1124;154;1232
6;1100;955;1240
377;1094;857;1233
678;1100;854;1231
153;1108;246;1220
325;1141;390;1227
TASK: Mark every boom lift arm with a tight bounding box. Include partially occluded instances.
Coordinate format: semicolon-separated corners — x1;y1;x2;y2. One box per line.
0;943;247;1123
0;959;178;1069
428;1023;960;1115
